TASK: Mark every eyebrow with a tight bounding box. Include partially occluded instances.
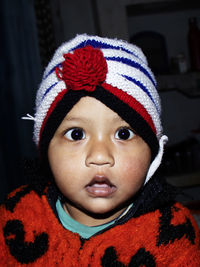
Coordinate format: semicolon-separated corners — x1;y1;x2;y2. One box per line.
64;116;92;123
112;116;124;122
63;113;128;128
65;114;124;122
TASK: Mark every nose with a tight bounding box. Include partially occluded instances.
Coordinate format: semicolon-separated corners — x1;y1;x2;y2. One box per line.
85;138;115;167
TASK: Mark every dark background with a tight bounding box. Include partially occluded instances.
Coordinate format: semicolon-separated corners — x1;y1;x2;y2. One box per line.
0;0;200;203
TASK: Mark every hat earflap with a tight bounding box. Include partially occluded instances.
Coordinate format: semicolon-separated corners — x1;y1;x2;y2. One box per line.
145;135;168;184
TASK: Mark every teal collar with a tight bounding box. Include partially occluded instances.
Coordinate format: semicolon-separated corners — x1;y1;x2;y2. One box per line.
56;199;116;239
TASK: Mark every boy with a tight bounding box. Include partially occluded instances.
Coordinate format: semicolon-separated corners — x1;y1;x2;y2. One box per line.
0;34;199;266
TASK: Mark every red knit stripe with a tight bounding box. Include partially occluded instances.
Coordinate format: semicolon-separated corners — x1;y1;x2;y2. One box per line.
39;84;156;146
39;89;68;146
102;83;156;134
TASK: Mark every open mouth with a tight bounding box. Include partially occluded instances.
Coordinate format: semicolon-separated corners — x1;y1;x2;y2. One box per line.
85;175;117;197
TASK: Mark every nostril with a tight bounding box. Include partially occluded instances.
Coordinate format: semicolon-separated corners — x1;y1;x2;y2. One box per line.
89;161;112;166
85;140;115;167
85;150;115;167
87;158;113;166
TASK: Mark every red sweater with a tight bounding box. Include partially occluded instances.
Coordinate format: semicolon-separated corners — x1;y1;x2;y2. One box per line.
0;183;200;266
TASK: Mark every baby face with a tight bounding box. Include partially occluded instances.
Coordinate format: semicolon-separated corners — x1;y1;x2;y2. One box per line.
48;97;151;226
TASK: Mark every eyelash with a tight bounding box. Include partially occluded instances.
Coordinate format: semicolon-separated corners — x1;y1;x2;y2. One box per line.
114;127;135;140
64;127;85;141
64;126;135;141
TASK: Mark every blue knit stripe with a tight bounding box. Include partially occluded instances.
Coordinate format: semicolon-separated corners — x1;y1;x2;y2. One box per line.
43;63;62;80
106;57;156;87
71;39;141;61
42;82;58;101
121;74;159;114
42;55;155;92
41;61;155;105
41;42;155;104
43;41;153;84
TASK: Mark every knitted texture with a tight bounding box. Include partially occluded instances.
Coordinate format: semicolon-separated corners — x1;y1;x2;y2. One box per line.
56;45;107;92
30;34;168;182
1;184;200;266
34;34;161;145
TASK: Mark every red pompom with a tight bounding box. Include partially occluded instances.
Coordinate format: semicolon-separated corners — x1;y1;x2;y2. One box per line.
56;45;107;92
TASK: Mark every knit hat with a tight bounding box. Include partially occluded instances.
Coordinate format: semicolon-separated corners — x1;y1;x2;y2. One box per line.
27;34;167;183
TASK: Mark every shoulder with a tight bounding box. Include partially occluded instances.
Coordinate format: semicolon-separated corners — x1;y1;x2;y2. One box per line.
99;202;200;266
156;202;200;265
0;183;56;265
135;201;200;250
144;202;200;265
0;184;81;265
157;202;199;245
0;183;51;233
0;183;49;213
123;201;199;244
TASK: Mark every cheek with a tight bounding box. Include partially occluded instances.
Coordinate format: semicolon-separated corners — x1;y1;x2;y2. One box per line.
49;148;74;180
49;154;78;197
49;144;80;169
117;153;150;187
48;147;86;190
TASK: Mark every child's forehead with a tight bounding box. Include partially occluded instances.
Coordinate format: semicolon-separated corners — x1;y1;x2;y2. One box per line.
62;96;127;124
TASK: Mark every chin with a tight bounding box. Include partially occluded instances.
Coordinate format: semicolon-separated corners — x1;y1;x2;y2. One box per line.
85;206;113;215
83;202;123;218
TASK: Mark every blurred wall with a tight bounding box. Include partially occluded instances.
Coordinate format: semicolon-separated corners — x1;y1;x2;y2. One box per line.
0;0;41;201
1;0;200;202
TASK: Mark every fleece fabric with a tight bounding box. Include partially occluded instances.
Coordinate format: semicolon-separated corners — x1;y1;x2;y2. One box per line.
56;198;116;239
0;178;200;266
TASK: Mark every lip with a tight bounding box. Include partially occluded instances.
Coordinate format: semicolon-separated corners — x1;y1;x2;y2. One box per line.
85;175;117;197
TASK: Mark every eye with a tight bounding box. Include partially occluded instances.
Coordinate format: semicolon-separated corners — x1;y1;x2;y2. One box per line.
115;127;135;140
64;128;85;141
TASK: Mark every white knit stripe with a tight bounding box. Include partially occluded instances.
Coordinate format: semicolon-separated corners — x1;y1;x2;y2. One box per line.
36;72;63;110
105;72;162;136
106;60;160;114
37;59;159;114
28;33;167;185
35;69;162;144
36;53;160;115
33;34;163;152
102;48;156;86
36;72;60;109
42;62;61;82
66;34;148;63
36;34;157;108
41;34;149;80
34;74;161;145
121;74;161;115
36;65;59;108
37;70;160;132
43;48;150;87
34;80;66;144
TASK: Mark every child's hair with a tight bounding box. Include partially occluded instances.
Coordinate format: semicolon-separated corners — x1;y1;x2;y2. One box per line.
31;34;167;183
